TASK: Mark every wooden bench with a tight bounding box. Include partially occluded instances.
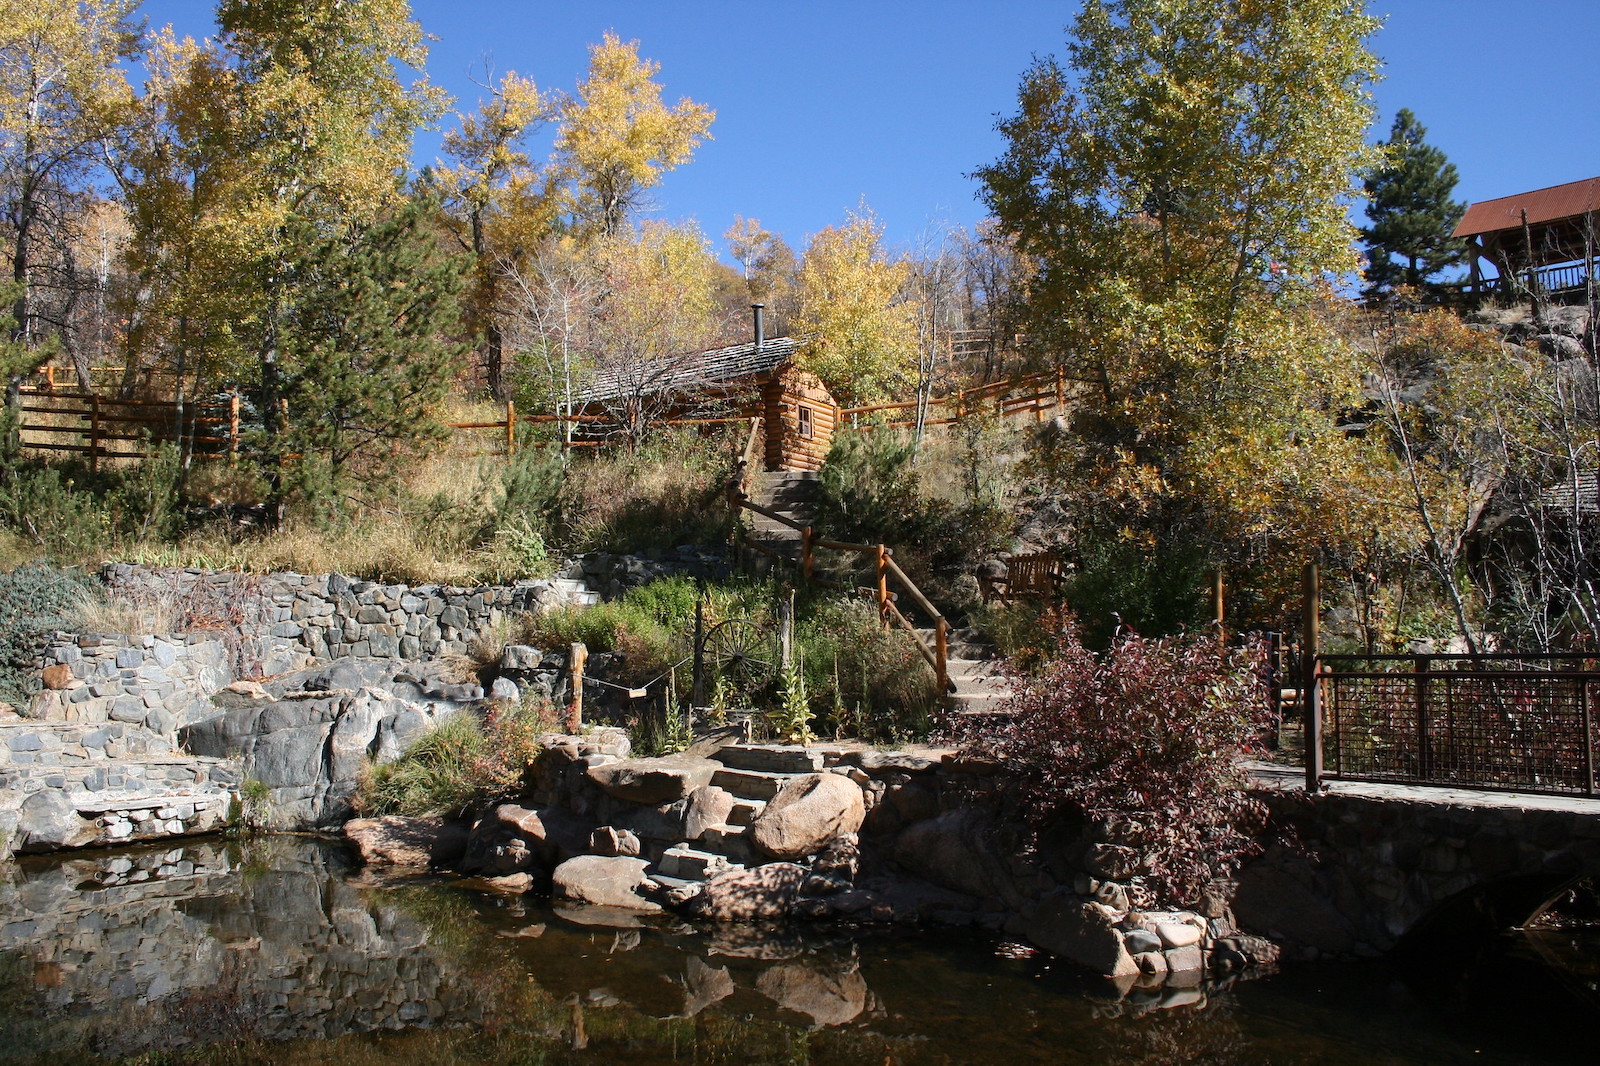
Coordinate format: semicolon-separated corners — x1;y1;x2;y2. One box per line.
979;551;1067;605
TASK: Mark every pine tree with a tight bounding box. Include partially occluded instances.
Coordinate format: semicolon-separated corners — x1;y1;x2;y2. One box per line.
1361;109;1467;303
267;193;469;512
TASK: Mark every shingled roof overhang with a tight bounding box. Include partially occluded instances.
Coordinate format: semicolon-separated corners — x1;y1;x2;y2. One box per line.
579;336;799;405
1454;176;1600;239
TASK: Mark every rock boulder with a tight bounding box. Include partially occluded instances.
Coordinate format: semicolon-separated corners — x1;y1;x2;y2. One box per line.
551;855;661;911
343;815;468;868
749;774;865;860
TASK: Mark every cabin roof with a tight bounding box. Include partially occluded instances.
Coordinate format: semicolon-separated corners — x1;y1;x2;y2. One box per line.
1454;176;1600;239
579;336;799;404
1540;470;1600;516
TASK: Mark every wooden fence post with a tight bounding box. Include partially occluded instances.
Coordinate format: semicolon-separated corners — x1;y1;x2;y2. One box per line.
88;394;101;472
801;527;814;581
567;642;587;733
506;400;517;456
229;393;241;466
935;617;949;693
1213;569;1226;641
876;545;890;626
1303;562;1323;792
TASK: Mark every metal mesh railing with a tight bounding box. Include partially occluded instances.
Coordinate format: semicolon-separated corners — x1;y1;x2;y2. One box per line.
1320;654;1599;795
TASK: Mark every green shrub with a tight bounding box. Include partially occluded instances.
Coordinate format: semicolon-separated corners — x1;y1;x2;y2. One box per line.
0;467;110;560
0;563;96;707
355;702;550;817
1065;535;1209;649
796;598;938;742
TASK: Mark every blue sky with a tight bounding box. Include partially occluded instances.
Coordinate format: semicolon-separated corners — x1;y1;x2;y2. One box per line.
134;1;1600;260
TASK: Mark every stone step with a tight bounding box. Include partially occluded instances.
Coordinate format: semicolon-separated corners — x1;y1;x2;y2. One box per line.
714;743;826;774
2;753;241;802
0;721;178;766
697;823;755;864
727;798;766;825
646;871;699;893
710;767;804;800
658;844;742;881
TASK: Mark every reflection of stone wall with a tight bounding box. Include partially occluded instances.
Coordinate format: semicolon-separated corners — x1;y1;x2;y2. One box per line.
0;841;488;1058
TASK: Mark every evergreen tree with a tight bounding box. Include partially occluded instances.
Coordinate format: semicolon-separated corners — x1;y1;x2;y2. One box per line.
266;193;469;512
1361;109;1466;303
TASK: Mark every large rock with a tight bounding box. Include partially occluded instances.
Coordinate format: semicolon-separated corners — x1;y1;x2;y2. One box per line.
14;789;96;852
1025;893;1138;978
180;658;488;828
550;855;661;911
893;808;1007;899
343;815;468;868
683;784;735;840
585;756;719;804
749;774;865;860
462;803;590;878
686;862;807;921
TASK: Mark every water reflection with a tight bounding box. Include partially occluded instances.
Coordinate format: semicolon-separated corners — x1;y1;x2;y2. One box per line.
0;838;1592;1065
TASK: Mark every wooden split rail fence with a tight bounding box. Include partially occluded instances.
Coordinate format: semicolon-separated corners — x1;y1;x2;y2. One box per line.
16;368;1075;464
16;388;241;469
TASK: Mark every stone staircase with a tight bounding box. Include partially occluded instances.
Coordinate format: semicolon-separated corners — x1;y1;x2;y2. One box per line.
913;626;1012;715
650;743;828;890
743;470;820;562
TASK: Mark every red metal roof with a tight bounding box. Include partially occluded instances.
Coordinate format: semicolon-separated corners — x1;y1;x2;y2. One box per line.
1454;176;1600;238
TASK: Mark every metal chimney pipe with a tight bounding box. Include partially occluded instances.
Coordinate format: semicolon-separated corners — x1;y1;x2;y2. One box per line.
752;304;765;348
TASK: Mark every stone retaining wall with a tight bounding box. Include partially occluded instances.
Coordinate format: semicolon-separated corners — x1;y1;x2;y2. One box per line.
28;633;241;734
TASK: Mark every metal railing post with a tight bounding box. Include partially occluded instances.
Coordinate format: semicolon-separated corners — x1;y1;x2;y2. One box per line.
1303;563;1323;792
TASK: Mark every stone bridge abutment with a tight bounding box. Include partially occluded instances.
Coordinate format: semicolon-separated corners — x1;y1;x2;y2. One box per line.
1233;772;1600;959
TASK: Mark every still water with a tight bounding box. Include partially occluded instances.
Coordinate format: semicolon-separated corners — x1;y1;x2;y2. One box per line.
0;837;1593;1065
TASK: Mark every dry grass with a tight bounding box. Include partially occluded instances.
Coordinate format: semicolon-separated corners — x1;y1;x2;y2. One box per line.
66;583;182;636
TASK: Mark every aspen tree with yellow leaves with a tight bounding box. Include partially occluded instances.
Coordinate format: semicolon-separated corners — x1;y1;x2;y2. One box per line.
0;0;139;403
793;209;916;407
552;32;714;239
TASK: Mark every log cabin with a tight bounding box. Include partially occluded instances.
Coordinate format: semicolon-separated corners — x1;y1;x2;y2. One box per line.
574;306;839;472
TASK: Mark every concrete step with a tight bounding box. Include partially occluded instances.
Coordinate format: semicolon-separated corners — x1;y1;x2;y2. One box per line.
714;743;826;774
659;844;742;881
711;767;804;800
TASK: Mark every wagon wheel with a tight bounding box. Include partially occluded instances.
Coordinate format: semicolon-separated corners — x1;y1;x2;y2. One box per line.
702;618;779;693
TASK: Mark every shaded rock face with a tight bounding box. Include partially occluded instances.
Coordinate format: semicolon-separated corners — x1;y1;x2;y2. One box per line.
461;804;590;882
585;756;719;805
343;816;468;868
750;773;865;860
686;863;807;921
15;788;98;852
550;855;661;911
1026;895;1138;979
892;808;1007;899
180;658;484;829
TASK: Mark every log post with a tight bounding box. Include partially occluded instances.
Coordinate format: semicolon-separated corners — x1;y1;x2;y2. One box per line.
88;394;101;472
1213;569;1226;641
567;642;588;733
506;399;517;456
801;526;815;581
935;617;950;693
876;545;890;627
1303;563;1323;792
229;393;241;466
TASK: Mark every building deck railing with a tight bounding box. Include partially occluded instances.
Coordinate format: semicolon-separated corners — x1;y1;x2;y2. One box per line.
1313;652;1600;796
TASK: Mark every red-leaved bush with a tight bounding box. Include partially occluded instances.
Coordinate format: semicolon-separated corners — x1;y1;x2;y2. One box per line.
954;615;1272;906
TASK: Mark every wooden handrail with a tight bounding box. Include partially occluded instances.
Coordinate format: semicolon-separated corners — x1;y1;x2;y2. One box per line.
728;482;949;692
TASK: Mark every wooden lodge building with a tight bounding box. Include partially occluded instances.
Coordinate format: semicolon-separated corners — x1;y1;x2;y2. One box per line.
1454;175;1599;302
574;306;838;472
